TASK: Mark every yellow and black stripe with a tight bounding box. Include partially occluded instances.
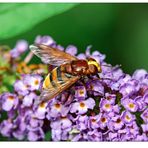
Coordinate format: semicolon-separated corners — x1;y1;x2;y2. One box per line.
43;66;73;89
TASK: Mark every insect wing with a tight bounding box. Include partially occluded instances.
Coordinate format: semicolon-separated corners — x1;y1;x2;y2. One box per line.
29;44;77;66
35;74;80;105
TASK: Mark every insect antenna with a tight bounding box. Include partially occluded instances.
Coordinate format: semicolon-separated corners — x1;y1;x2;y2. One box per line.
100;77;113;81
96;73;113;81
101;64;122;75
101;64;112;68
101;64;122;69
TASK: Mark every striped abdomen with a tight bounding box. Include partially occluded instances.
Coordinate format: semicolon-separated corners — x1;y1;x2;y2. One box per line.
43;66;75;90
40;65;80;102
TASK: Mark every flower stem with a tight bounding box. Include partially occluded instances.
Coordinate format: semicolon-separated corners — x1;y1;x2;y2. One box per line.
24;51;33;64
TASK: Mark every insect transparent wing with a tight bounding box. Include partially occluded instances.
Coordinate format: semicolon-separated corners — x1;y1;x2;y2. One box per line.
30;44;77;66
35;75;80;105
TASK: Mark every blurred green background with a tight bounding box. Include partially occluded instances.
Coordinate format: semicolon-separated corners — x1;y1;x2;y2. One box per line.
0;3;148;74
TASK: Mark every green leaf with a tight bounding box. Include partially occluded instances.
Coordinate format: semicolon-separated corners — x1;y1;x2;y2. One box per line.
0;134;9;141
2;74;16;92
0;3;77;40
45;131;51;141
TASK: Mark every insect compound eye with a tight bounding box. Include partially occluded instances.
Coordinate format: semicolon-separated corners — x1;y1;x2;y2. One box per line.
88;64;98;75
87;58;102;73
71;60;88;72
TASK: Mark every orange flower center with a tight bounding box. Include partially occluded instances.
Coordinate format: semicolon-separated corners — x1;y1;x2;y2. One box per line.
39;102;46;108
91;119;96;123
101;117;106;123
129;103;134;108
54;103;61;109
34;80;39;85
80;102;85;108
105;104;110;109
79;90;84;95
61;116;67;119
116;118;121;123
8;96;14;100
126;115;130;120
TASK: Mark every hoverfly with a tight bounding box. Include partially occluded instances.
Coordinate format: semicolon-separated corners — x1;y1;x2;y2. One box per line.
30;44;102;105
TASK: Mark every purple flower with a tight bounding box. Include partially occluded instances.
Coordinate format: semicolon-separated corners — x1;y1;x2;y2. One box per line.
70;98;95;114
22;92;37;107
112;105;121;114
108;115;124;130
56;44;65;51
35;35;55;46
141;124;148;133
47;101;70;118
141;74;148;86
16;40;28;53
88;115;100;129
87;130;102;141
121;98;138;112
105;93;116;104
98;113;109;129
91;50;106;64
135;96;146;111
51;117;72;130
28;119;43;130
120;82;136;97
10;40;28;58
24;74;42;91
14;80;29;96
135;133;148;141
51;117;72;141
51;128;62;141
108;132;118;141
120;133;134;141
100;99;113;112
65;45;77;56
75;85;87;100
86;80;104;96
77;53;86;60
132;69;147;81
111;74;131;91
27;128;45;141
1;93;18;111
25;113;43;132
85;46;106;63
0;119;13;137
121;111;135;124
34;102;48;119
13;115;26;132
7;109;16;119
74;115;88;131
144;92;148;105
126;122;139;137
141;108;148;124
77;46;91;60
13;130;25;140
111;66;124;81
12;116;27;140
